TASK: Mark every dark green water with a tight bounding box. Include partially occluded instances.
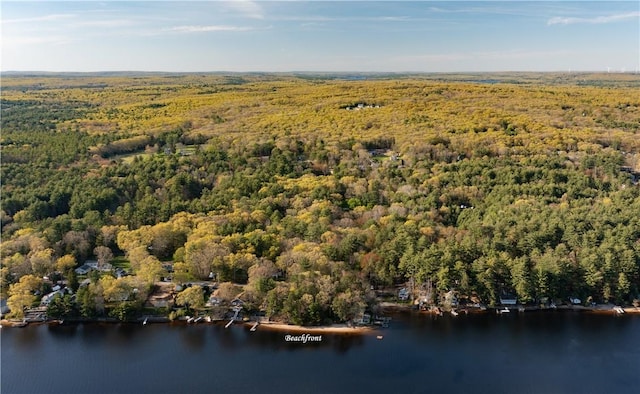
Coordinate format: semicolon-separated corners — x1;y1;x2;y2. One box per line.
2;311;639;394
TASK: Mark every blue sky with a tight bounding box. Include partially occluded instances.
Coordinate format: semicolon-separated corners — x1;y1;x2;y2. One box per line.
2;1;639;72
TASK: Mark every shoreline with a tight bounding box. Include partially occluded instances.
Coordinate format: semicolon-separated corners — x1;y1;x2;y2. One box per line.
249;322;375;335
380;302;640;315
3;305;639;329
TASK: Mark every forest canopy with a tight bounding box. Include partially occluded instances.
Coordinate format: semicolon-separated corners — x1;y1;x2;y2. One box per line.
2;73;639;323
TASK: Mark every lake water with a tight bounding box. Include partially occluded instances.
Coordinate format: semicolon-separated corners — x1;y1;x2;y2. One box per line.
2;311;639;394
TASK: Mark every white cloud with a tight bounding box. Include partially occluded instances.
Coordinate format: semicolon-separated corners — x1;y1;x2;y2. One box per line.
166;25;255;33
274;15;411;23
548;12;640;25
225;0;264;20
2;35;75;48
73;19;136;28
3;13;77;24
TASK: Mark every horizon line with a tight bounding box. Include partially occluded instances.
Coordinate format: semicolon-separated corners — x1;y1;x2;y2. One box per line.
3;70;639;75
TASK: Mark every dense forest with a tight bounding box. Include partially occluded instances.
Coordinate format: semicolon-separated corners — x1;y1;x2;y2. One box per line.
2;73;639;325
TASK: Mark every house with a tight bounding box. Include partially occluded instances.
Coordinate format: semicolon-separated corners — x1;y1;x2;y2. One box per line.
357;313;371;325
500;295;518;306
85;260;99;269
398;287;410;301
41;290;63;306
108;291;130;303
75;260;110;275
74;264;93;275
114;268;127;278
569;297;581;305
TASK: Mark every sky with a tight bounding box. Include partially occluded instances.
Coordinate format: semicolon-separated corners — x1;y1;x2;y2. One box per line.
2;1;639;72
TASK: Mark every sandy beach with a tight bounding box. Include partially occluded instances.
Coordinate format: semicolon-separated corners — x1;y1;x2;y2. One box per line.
248;322;375;334
0;319;28;327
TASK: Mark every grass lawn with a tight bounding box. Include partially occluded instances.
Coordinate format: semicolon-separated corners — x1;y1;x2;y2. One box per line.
112;256;132;271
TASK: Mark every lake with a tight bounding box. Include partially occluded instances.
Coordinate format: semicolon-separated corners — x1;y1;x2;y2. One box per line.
2;311;639;394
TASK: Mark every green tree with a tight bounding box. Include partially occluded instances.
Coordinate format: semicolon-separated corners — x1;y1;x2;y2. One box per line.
137;256;165;284
47;294;76;319
109;301;141;321
7;275;42;318
176;285;205;312
55;254;77;273
331;290;365;323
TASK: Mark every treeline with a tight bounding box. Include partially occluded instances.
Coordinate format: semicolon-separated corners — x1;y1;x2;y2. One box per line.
89;135;152;158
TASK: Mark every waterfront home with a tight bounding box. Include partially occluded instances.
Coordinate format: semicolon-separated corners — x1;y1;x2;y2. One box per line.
41;290;63;306
357;313;371;325
398;288;409;301
500;295;518;306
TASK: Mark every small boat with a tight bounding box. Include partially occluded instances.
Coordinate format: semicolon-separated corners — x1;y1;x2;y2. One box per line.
498;307;510;314
250;322;259;331
143;317;148;325
204;316;212;323
613;306;625;315
450;310;459;317
376;335;384;340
